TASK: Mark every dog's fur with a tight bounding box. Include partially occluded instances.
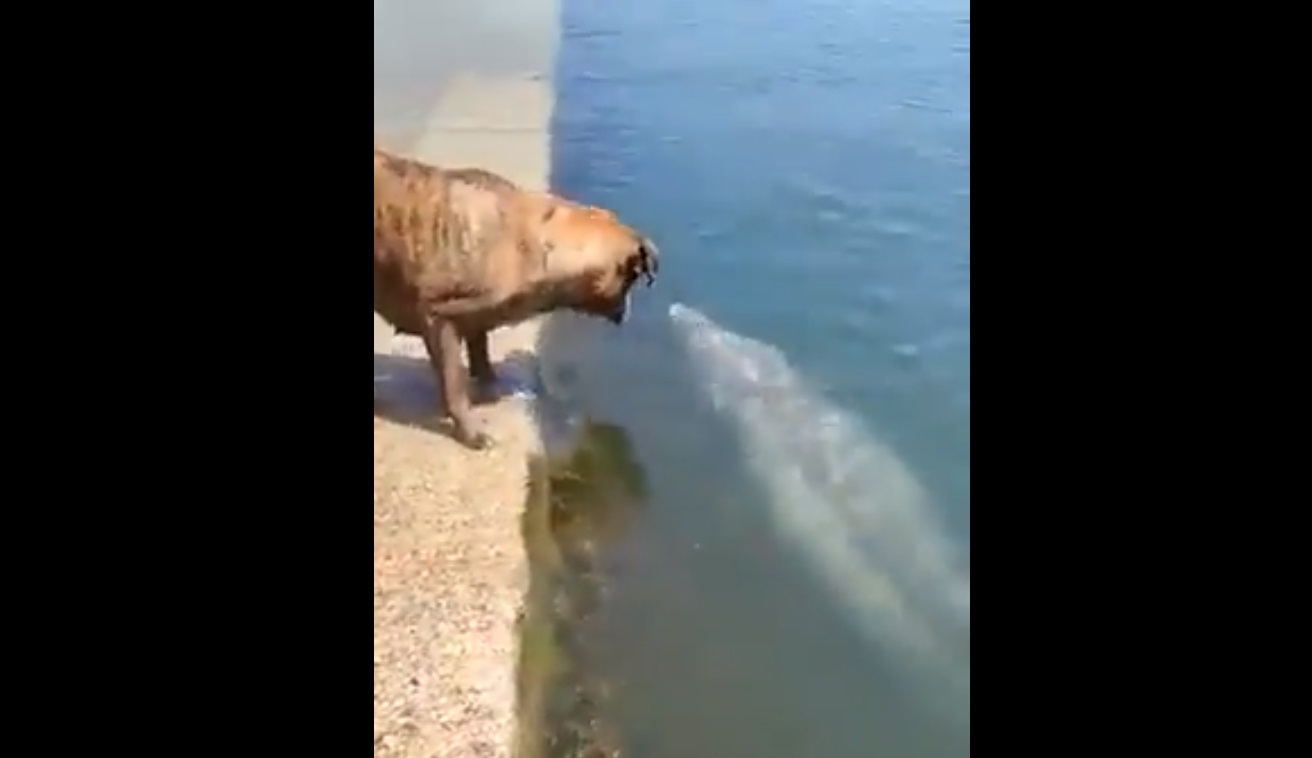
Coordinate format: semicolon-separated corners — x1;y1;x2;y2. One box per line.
374;147;659;449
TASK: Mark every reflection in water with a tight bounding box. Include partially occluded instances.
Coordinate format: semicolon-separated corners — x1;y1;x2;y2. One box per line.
667;302;970;734
669;303;969;678
520;289;970;757
519;417;649;758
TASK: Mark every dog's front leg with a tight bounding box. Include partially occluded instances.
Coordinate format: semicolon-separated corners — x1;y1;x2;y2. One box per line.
422;316;490;450
464;329;499;403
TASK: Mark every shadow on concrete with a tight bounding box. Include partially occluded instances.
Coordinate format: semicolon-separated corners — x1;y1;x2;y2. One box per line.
372;347;539;445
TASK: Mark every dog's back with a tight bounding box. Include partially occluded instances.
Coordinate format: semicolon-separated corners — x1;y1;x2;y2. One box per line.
374;149;525;257
373;150;539;334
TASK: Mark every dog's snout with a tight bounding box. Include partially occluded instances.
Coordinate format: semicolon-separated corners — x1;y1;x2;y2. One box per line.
607;290;631;325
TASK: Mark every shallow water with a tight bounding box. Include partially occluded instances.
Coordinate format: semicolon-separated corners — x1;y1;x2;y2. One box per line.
540;0;969;756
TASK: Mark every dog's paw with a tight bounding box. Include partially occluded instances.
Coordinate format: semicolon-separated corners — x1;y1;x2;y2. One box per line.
455;427;493;451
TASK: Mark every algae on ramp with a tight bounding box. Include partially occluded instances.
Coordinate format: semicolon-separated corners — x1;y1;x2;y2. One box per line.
516;419;649;758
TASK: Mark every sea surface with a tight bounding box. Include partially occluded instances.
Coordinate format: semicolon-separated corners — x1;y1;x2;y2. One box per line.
539;0;970;756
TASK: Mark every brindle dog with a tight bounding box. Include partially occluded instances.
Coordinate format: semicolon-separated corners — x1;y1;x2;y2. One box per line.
374;148;659;450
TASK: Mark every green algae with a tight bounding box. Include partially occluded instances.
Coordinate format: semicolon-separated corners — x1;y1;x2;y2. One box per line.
515;419;648;758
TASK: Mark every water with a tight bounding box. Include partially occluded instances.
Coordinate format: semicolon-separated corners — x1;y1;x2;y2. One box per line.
540;0;970;756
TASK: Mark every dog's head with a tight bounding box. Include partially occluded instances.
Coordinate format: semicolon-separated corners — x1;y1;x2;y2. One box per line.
532;197;659;325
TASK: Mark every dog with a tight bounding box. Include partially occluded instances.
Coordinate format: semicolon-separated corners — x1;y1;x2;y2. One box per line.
374;147;659;450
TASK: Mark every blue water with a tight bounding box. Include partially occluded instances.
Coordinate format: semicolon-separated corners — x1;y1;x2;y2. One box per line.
543;0;969;755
